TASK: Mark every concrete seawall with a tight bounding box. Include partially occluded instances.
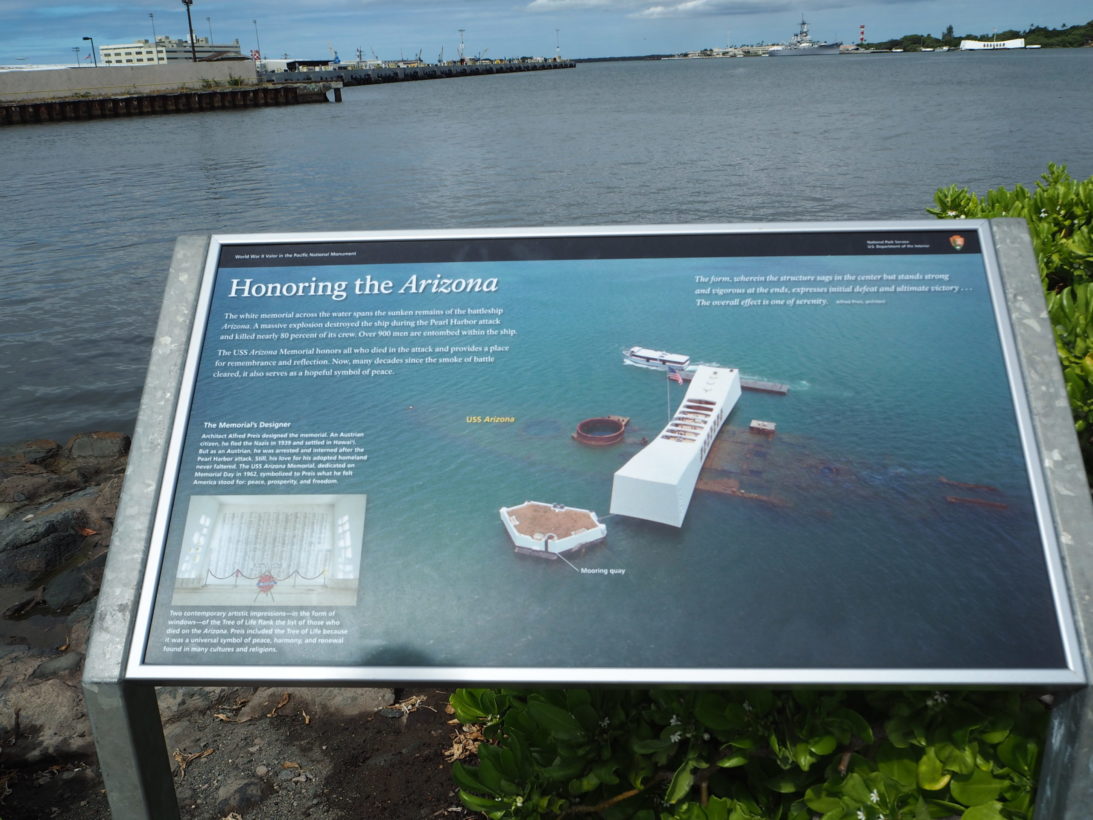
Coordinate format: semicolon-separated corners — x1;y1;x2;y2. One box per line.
0;83;339;126
1;59;570;126
0;61;258;103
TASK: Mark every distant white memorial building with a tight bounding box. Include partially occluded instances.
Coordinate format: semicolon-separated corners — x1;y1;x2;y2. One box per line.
959;38;1026;50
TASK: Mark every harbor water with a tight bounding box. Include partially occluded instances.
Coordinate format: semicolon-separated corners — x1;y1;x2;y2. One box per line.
2;49;1092;447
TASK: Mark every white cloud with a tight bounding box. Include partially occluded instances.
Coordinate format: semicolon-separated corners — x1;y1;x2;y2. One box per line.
525;0;854;19
634;0;717;19
634;0;796;18
638;0;712;18
527;0;644;10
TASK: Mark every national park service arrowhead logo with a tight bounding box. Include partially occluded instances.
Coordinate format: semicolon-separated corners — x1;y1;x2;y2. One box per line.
949;234;966;251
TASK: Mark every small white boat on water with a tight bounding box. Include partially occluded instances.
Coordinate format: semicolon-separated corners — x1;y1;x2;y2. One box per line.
623;345;790;394
622;346;691;371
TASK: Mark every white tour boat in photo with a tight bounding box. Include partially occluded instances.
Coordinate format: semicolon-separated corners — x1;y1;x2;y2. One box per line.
623;346;692;371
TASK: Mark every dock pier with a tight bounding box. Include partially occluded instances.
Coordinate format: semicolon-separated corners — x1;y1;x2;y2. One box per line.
263;59;575;87
740;378;789;394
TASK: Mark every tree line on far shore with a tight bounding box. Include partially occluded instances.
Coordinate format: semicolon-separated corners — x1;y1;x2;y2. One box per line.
864;19;1093;50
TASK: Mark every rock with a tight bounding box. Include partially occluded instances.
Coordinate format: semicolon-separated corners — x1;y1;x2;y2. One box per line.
42;552;107;612
32;650;84;678
42;567;95;612
0;471;80;507
215;777;273;816
64;432;130;462
0;675;95;763
59;432;130;486
0;433;126;589
0;507;90;586
0;434;130;772
0;439;60;469
0;507;88;552
0;433;129;516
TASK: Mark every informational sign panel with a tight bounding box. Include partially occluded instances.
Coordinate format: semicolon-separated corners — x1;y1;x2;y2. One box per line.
127;223;1083;684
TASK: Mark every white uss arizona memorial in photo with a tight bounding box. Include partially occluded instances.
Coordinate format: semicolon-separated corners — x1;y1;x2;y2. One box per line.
611;365;742;528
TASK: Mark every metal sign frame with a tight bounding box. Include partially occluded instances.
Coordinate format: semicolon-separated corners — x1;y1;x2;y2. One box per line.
104;220;1084;687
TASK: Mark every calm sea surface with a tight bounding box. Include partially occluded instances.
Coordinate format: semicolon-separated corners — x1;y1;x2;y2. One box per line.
2;49;1091;444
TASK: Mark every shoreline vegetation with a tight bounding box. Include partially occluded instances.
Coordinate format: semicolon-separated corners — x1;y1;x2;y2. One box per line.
578;19;1093;61
862;19;1093;52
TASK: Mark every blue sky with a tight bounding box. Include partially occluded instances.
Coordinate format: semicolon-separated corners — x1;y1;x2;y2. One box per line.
2;0;1088;65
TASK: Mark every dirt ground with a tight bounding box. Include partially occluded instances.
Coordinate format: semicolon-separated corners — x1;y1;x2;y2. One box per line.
1;686;478;820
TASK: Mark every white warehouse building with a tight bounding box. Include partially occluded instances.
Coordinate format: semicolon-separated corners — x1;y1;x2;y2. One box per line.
100;36;244;65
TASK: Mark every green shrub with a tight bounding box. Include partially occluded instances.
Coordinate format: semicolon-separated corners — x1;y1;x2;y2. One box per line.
449;688;1047;819
927;163;1093;291
929;164;1093;468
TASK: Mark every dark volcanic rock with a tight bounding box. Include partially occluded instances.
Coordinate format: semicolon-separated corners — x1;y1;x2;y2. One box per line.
32;650;85;679
64;432;129;461
0;471;80;506
0;433;128;589
0;438;60;468
0;507;90;586
0;434;130;767
42;552;106;611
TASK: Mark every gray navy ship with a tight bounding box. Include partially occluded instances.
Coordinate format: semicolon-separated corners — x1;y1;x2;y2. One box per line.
769;19;841;56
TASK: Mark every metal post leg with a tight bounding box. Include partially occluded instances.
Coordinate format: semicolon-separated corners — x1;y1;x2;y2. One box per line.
83;681;180;819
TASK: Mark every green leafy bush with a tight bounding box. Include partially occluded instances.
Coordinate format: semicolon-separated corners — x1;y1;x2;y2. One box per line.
929;164;1093;468
927;163;1093;291
449;688;1046;819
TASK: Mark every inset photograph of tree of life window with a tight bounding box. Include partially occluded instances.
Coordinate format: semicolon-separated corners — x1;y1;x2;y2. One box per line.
170;494;365;607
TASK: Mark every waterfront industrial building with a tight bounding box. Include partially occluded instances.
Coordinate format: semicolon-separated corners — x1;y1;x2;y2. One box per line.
100;36;245;65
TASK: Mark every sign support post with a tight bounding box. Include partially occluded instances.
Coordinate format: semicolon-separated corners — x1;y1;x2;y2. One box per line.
82;235;209;820
988;219;1093;817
